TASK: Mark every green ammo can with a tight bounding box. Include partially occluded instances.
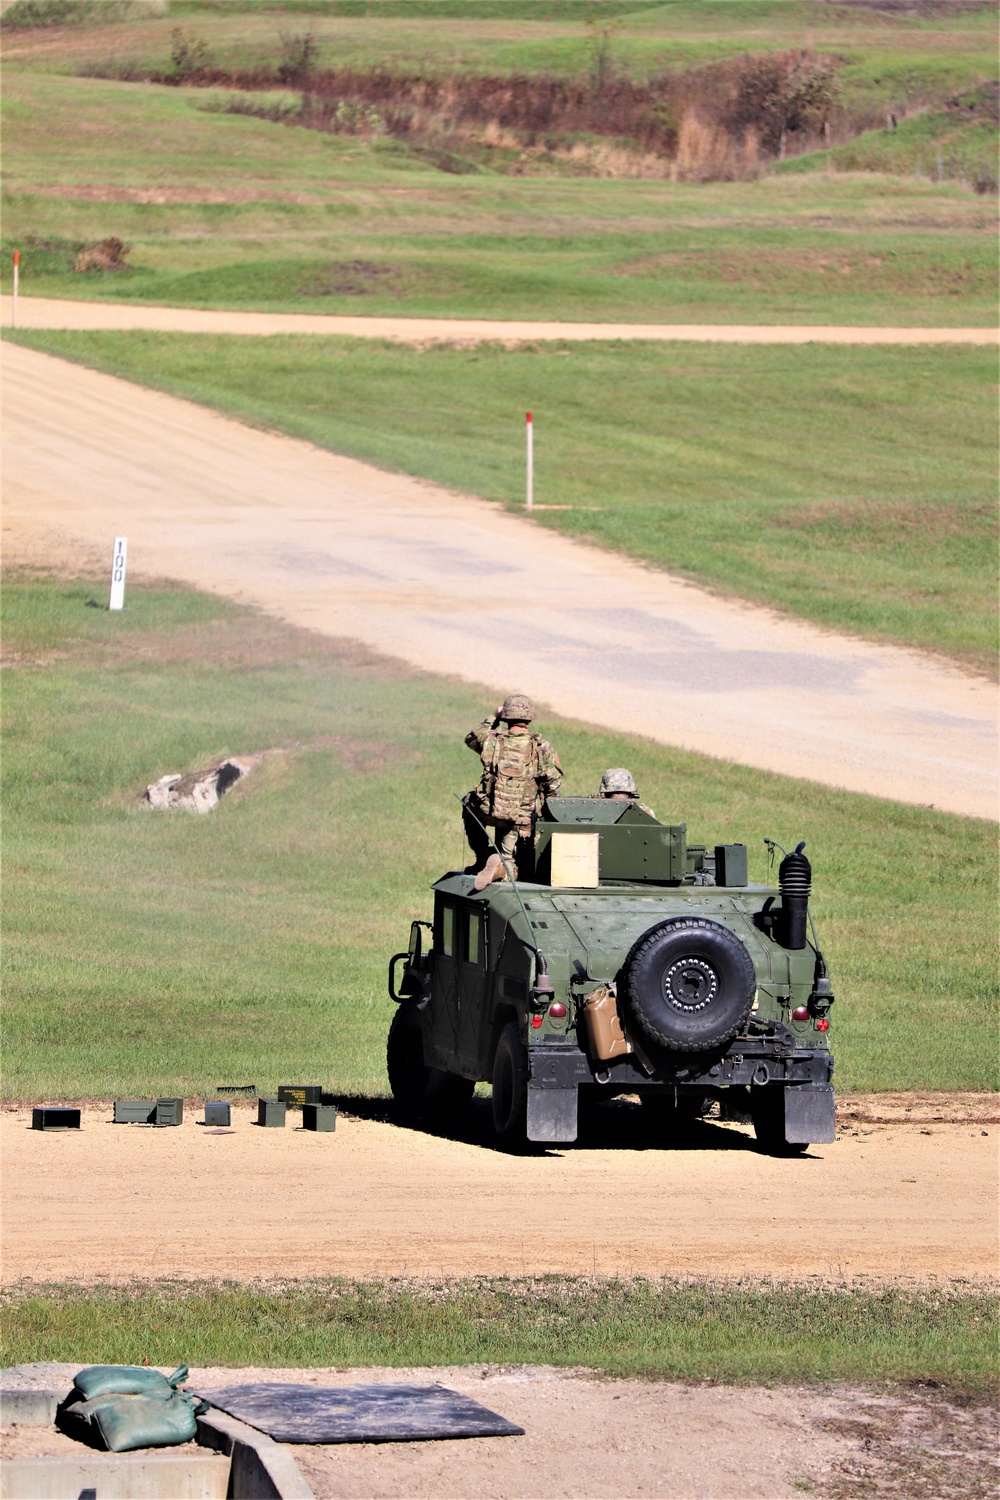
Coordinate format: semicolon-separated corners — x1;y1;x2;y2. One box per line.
153;1098;184;1127
257;1098;286;1127
114;1100;156;1124
302;1103;337;1132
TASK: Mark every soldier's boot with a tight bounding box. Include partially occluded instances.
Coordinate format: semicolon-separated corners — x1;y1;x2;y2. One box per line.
474;853;503;891
473;854;517;890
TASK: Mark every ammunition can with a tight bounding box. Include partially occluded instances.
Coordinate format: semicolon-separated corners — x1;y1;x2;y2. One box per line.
302;1103;337;1133
257;1098;286;1128
114;1100;156;1124
154;1098;184;1127
31;1107;81;1131
277;1085;322;1109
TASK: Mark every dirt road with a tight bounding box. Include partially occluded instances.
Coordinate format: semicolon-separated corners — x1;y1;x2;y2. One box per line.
4;296;997;343
2;1102;995;1283
3;343;995;817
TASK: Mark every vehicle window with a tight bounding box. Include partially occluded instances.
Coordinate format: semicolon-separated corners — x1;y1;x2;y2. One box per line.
439;904;454;958
465;909;482;966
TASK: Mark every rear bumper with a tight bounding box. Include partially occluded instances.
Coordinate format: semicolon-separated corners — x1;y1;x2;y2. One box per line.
528;1042;834;1092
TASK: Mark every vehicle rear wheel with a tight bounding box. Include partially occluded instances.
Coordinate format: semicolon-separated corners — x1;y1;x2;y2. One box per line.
491;1021;529;1150
750;1087;809;1156
387;1005;473;1122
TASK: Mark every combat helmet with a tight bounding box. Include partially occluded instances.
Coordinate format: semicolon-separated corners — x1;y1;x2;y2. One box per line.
599;767;637;797
501;693;535;723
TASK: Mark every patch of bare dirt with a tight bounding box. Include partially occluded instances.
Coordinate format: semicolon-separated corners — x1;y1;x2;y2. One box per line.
20;183;324;204
299;261;409;298
772;499;994;545
839;1092;1000;1126
2;1104;996;1284
0;1424;205;1461
823;1390;1000;1500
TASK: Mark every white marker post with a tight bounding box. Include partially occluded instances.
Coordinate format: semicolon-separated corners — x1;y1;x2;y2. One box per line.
109;536;128;611
525;410;534;511
11;250;18;327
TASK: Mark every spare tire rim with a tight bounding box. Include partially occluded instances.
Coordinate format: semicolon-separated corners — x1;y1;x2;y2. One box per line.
662;956;719;1013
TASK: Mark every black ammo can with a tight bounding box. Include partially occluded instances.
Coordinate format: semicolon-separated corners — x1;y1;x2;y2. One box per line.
302;1103;337;1133
203;1101;231;1127
32;1107;81;1131
277;1085;322;1109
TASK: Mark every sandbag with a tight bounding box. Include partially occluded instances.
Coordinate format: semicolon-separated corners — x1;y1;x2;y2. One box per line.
73;1364;188;1400
63;1389;207;1453
60;1364;205;1452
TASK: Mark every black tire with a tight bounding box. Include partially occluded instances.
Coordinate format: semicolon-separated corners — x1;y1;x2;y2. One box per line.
623;918;756;1052
750;1088;809;1157
491;1021;529;1149
386;1006;474;1123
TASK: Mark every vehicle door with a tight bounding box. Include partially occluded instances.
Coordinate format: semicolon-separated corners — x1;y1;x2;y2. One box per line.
456;902;487;1071
427;894;460;1070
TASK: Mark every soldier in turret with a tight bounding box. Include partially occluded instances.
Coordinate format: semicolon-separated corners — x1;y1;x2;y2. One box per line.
463;694;562;889
596;767;656;819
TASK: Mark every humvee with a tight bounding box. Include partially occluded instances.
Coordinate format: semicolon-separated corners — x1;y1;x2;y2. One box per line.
386;798;835;1154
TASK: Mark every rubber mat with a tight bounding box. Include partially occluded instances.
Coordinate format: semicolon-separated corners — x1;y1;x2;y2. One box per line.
195;1382;525;1444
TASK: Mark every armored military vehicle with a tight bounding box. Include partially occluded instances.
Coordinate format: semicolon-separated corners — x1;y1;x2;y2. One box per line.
387;798;835;1154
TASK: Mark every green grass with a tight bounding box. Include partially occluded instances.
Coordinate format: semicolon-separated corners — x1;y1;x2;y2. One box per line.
1;60;995;327
2;574;996;1102
2;1278;996;1397
6;0;997;86
8;330;996;674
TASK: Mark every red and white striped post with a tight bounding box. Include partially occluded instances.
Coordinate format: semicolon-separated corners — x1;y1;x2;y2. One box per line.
11;250;18;327
525;410;533;511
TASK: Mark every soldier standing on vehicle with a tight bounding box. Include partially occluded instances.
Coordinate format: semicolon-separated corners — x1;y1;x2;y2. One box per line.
463;694;562;889
596;767;656;818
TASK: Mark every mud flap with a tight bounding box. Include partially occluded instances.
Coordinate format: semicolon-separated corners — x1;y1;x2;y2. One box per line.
526;1085;578;1143
785;1083;836;1144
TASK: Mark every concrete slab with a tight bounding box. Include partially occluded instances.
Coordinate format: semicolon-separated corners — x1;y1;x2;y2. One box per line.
0;1451;230;1500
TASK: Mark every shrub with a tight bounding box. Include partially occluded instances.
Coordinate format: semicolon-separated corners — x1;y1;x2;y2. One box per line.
169;27;211;81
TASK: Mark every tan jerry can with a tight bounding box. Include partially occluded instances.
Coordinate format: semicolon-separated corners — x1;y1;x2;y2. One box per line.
582;986;633;1062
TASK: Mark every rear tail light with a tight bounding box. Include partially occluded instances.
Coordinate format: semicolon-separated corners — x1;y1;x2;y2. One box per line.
816;1018;830;1032
549;1003;567;1018
791;1006;809;1021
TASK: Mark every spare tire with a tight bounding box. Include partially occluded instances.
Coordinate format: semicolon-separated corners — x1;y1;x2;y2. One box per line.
623;917;756;1052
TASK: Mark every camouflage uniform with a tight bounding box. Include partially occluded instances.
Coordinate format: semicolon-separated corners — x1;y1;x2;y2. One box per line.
463;700;562;879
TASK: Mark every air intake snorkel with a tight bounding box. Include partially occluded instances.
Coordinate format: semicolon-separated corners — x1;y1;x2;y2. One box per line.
778;841;811;950
765;837;835;1018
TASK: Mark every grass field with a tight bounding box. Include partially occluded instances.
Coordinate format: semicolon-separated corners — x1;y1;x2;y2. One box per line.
2;1277;995;1397
2;2;996;326
6;0;997;95
9;329;996;674
2;573;995;1103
